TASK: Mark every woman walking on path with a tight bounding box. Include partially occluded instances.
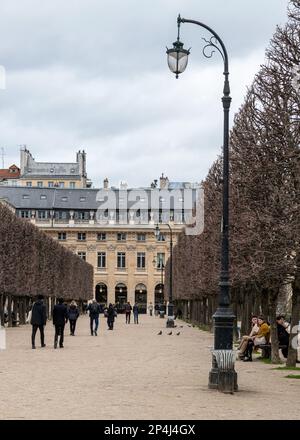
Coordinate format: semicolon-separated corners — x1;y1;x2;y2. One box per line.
107;303;116;330
68;300;79;336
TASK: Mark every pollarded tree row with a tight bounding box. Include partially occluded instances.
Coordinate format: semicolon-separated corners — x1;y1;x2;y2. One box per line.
165;0;300;365
0;203;93;301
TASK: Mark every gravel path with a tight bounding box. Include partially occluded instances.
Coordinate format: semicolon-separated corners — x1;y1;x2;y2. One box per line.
0;315;299;420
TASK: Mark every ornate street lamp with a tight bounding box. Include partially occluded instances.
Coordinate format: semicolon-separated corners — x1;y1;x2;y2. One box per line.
167;15;237;393
154;223;174;328
166;22;190;79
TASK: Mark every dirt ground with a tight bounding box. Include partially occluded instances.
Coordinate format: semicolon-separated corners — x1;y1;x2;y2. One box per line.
0;314;299;420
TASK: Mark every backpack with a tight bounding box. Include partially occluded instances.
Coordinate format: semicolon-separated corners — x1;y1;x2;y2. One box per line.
90;303;99;314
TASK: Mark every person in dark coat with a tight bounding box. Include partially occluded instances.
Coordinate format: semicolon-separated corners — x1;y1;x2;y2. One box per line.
31;295;47;349
68;300;80;336
124;302;132;324
107;303;116;330
133;303;139;324
276;315;290;358
87;299;101;336
53;297;68;348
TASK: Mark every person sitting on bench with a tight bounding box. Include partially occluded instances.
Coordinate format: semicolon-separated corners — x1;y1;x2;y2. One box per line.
276;315;290;358
238;316;259;359
243;316;270;362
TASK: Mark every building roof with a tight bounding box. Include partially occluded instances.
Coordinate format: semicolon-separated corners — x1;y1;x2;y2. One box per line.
0;165;20;180
22;162;80;178
0;185;198;210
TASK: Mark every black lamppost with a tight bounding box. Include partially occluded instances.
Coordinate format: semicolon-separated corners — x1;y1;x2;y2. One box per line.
167;15;237;392
154;223;174;328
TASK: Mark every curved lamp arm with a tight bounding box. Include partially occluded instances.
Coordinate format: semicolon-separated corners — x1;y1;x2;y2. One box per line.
178;15;230;97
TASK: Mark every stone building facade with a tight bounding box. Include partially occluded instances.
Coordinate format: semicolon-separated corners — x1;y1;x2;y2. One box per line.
0;178;197;312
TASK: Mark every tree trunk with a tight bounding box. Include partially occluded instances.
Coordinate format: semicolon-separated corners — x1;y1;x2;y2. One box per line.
7;295;12;328
0;293;4;327
286;275;300;367
269;288;281;364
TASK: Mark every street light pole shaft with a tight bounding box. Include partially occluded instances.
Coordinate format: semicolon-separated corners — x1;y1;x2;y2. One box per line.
177;16;237;391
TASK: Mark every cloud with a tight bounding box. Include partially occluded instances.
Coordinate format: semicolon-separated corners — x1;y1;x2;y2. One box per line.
0;0;288;186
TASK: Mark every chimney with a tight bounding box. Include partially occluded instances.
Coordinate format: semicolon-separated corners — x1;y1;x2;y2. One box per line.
103;178;109;189
159;173;169;189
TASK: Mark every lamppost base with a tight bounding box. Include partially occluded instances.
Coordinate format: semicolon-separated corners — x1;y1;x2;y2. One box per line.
166;318;175;328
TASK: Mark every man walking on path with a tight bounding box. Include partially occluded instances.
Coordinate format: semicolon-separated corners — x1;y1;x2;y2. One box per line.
87;299;101;336
31;294;47;349
133;303;139;324
53;298;68;349
125;301;132;324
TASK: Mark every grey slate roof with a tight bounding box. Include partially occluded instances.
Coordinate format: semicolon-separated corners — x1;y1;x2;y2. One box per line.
22;162;80;178
0;184;198;210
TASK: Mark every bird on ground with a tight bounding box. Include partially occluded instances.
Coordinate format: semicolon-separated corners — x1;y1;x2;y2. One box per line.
187;325;192;327
167;331;172;335
180;326;183;328
176;332;180;336
157;330;162;335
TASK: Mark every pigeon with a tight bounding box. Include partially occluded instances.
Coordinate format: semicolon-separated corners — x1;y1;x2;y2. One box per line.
157;330;162;335
180;326;183;328
167;331;172;335
187;325;192;327
176;332;180;336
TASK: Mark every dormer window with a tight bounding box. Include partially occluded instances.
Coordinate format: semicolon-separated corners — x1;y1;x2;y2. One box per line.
80;197;86;202
50;168;54;173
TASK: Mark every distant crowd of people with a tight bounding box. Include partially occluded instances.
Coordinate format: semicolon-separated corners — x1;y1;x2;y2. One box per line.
27;296;165;349
238;314;290;361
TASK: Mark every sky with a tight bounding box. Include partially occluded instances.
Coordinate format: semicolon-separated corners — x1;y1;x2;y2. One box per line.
0;0;289;188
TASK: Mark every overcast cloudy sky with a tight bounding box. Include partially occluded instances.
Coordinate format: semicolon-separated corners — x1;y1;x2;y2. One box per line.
0;0;288;188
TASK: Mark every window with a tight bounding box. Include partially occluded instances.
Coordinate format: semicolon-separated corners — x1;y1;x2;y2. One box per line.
40;195;47;200
20;210;30;218
97;252;106;268
137;233;146;242
117;252;126;268
80;197;86;202
170;210;174;222
77;232;86;241
59;182;65;188
38;210;47;219
157;253;165;268
37;181;43;188
69;182;76;189
22;195;29;199
48;181;54;188
58;232;67;241
97;232;106;241
77;211;89;220
61;197;68;202
157;233;165;242
137;252;146;269
26;182;32;187
56;211;67;220
78;252;86;261
117;232;126;241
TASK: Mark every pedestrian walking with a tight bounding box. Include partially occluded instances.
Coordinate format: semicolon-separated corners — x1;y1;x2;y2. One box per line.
148;302;154;316
107;303;116;330
87;299;101;336
31;294;47;349
154;303;159;317
53;298;68;349
68;300;80;336
124;301;132;324
133;303;139;324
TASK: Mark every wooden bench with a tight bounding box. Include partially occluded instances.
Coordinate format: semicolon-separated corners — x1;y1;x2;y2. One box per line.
256;343;287;359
